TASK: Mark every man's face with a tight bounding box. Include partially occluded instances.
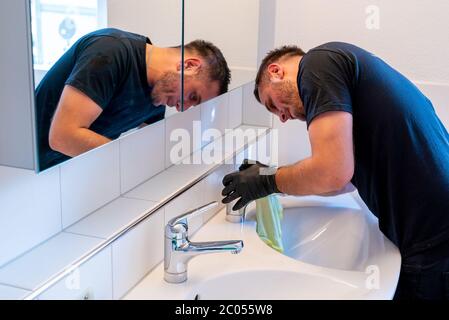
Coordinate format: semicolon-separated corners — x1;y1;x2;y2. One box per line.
259;78;306;123
151;66;220;112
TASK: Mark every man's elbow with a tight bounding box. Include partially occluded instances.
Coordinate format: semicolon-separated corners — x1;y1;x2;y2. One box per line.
322;167;354;192
49;129;70;154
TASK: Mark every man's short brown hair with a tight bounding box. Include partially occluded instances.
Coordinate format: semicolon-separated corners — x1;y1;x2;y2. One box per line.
184;40;231;95
254;45;306;103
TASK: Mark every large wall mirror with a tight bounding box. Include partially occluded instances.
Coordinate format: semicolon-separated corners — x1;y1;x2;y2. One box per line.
31;0;187;172
30;0;259;172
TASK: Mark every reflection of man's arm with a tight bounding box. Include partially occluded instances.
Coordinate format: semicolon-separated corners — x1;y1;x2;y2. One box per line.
49;85;111;157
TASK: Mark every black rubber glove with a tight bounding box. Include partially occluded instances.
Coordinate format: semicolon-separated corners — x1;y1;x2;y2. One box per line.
222;159;280;211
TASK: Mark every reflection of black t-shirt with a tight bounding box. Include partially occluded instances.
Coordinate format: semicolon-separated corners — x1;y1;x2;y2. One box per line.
298;42;449;258
35;28;165;171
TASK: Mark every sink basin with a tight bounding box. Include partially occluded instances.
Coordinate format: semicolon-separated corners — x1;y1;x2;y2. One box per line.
188;270;369;300
247;205;374;271
124;194;401;300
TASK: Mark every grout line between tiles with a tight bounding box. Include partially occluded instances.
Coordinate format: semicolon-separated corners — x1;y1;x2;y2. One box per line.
62;231;106;241
120;258;164;300
118;139;123;195
58;166;63;230
121;195;160;202
240;86;244;128
0;282;30;292
110;244;115;300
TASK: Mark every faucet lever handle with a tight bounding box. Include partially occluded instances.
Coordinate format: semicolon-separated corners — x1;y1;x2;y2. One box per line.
168;201;218;231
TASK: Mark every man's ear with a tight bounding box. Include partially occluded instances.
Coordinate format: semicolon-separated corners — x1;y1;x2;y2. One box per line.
267;63;285;82
177;58;202;74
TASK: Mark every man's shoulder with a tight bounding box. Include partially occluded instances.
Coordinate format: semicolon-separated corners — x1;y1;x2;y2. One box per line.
307;42;374;61
83;28;142;39
78;28;148;48
300;42;369;71
309;42;360;52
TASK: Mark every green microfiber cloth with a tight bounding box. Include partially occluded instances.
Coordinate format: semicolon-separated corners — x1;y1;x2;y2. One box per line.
256;195;284;253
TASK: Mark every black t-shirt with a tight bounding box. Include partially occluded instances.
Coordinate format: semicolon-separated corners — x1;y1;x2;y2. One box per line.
35;28;165;171
298;42;449;258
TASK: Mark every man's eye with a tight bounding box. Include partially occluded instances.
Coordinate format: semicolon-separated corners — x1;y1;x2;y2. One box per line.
190;93;197;102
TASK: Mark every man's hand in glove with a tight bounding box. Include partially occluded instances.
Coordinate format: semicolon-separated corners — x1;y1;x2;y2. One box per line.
221;159;280;211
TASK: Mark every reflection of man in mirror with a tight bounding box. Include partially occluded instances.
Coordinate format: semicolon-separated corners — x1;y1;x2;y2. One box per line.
36;28;231;171
222;43;449;300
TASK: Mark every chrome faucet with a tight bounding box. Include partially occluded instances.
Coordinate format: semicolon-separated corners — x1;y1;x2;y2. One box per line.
226;200;250;223
164;201;244;283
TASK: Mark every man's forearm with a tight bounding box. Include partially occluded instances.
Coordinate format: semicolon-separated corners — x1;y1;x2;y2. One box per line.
275;157;349;196
51;128;112;157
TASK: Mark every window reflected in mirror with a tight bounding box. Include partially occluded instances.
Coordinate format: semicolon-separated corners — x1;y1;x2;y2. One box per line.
31;0;105;87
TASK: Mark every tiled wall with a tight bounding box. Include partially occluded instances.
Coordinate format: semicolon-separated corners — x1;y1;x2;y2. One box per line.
0;83;257;269
0;162;237;300
0;81;276;300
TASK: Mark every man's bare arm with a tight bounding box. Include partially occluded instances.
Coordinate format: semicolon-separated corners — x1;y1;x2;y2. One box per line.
49;85;112;157
275;111;354;195
318;183;357;197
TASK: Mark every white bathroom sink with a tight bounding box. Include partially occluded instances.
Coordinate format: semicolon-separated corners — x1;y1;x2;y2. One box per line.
246;198;382;271
124;194;401;300
187;270;369;300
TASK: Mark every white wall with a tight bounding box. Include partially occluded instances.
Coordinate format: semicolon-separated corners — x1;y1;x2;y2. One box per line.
107;0;182;47
184;0;259;70
275;0;449;84
273;0;449;166
184;0;260;90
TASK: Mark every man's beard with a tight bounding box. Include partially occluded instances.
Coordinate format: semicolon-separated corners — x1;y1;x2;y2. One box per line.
151;71;180;106
271;80;304;119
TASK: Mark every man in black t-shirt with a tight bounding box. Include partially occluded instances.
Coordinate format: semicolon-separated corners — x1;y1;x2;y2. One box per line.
36;28;230;171
222;43;449;300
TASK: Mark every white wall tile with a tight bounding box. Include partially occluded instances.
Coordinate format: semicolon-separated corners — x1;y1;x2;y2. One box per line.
250;130;272;165
242;81;273;127
123;169;196;203
165;156;216;181
201;94;229;148
230;68;257;91
232;129;273;166
164;182;206;236
0;165;61;267
0;284;30;300
203;165;236;222
111;209;164;299
228;86;243;129
60;142;121;228
229;126;269;166
0;232;102;290
66;197;157;240
201;134;227;166
273;117;311;166
165;106;201;168
37;247;112;300
119;120;165;194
